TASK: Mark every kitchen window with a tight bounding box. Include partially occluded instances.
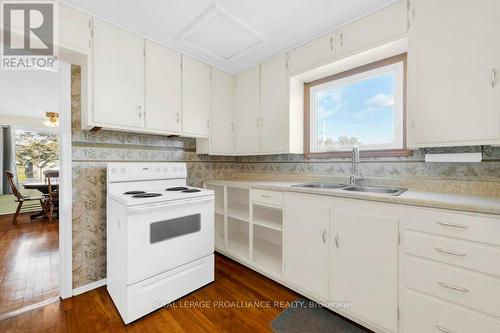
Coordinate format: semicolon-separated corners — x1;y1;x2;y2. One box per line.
305;54;410;158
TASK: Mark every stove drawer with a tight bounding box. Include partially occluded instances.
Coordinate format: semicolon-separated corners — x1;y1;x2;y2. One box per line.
126;197;214;285
126;254;214;324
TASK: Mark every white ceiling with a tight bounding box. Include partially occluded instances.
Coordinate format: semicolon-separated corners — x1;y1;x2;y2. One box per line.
0;69;58;118
62;0;396;74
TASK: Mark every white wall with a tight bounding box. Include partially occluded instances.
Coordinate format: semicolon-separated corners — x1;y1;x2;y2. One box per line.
0;68;59;118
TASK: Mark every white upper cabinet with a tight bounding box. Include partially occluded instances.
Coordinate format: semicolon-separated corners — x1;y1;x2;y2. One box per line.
235;66;261;154
284;193;330;301
336;1;407;58
287;33;335;75
181;56;211;138
145;41;182;134
92;19;145;129
408;0;500;147
59;5;91;52
331;202;399;333
260;54;287;153
210;68;235;155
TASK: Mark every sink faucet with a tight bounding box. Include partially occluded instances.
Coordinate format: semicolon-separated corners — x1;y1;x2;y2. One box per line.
349;145;363;185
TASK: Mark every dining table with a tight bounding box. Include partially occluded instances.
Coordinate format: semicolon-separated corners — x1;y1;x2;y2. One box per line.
23;181;59;194
22;181;59;220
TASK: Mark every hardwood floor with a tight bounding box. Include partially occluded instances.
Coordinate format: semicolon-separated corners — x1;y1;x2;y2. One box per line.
0;254;300;332
0;213;59;315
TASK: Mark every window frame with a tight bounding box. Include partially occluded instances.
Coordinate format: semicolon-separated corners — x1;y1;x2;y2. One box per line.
304;53;411;158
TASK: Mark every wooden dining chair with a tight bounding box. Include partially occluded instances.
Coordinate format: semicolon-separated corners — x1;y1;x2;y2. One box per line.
45;170;59;223
4;171;45;224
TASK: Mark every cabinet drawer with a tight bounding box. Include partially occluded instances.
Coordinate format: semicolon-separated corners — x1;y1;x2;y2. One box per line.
250;189;283;207
405;256;500;318
402;208;500;246
404;289;500;333
404;231;500;277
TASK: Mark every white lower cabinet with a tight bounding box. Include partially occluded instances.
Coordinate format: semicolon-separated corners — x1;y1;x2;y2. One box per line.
283;193;330;300
331;202;399;333
401;208;500;333
404;289;500;333
206;182;500;333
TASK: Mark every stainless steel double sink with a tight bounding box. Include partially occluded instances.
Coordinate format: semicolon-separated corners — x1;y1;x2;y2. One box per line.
291;182;407;196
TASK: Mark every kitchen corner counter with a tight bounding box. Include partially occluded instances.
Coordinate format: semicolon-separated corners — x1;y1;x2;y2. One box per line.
204;178;500;216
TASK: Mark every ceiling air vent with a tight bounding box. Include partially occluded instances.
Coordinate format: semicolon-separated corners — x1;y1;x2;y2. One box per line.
178;4;268;62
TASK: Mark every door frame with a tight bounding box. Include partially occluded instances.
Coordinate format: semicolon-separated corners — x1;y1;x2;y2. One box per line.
58;60;73;299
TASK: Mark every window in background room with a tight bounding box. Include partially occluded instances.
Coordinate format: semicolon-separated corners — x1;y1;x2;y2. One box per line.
305;54;408;157
14;128;59;183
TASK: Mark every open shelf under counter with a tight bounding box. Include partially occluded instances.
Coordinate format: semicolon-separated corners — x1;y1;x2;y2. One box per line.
253;218;282;231
227;203;250;222
252;203;283;231
227;231;250;260
253;237;282;275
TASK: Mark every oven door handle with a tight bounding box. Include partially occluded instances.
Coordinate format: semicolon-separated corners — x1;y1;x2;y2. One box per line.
127;196;214;213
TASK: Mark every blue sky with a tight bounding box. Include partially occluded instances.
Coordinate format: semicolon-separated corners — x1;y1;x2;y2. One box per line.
316;71;395;145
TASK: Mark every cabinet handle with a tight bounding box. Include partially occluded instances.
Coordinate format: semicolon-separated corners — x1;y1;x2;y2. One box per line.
260;117;264;127
491;68;497;88
334;233;339;248
176;113;180;123
435;325;454;333
329;36;333;50
207;119;210;128
437;221;468;229
438;281;469;293
256;118;260;128
137;105;142;118
322;230;327;244
434;247;466;257
340;33;344;47
260;194;271;198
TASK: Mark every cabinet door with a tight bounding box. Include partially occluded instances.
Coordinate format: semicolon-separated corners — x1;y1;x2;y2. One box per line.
287;33;335;75
260;54;287;153
331;207;398;333
93;19;145;128
182;56;211;137
284;193;330;300
336;1;406;58
408;0;500;147
210;68;235;154
60;5;91;52
235;66;261;154
145;41;182;133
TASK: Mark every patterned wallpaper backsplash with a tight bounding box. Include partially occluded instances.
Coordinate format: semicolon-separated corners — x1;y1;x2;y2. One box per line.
71;65;500;288
234;147;500;184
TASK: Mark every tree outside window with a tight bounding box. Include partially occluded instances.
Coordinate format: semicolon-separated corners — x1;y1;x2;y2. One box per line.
14;129;59;182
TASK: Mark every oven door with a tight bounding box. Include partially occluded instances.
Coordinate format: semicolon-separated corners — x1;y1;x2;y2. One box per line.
126;196;214;285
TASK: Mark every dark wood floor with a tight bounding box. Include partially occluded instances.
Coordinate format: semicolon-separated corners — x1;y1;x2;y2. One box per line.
0;254;299;332
0;213;59;315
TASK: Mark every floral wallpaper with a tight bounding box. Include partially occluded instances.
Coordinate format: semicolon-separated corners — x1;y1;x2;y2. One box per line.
71;65;500;289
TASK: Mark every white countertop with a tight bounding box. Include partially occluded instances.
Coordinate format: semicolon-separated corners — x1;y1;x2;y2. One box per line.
204;178;500;216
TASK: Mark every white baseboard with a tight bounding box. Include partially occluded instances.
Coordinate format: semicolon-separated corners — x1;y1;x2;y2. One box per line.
72;279;107;296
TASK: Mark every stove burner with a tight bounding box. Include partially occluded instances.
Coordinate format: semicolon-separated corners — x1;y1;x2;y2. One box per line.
182;189;201;193
132;193;162;198
166;187;189;191
124;191;146;195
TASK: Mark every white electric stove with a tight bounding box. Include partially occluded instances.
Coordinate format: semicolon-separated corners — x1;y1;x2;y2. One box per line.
106;162;214;324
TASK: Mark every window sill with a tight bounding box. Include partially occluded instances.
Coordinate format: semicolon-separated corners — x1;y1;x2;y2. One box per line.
305;148;414;159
